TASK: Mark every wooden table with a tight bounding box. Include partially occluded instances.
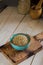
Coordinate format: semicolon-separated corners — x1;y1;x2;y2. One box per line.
0;7;43;65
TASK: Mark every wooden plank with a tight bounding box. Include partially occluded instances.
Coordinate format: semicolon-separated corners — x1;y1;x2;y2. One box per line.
0;7;14;30
31;50;43;65
0;7;24;46
18;56;34;65
14;15;43;36
0;52;16;65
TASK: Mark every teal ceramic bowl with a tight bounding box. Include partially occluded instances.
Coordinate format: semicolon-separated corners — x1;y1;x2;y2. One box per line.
10;33;30;51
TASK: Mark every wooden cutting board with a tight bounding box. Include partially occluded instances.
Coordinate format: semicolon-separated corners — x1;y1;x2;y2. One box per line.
0;34;42;64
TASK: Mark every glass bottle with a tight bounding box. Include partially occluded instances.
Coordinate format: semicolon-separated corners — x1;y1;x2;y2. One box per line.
18;0;30;14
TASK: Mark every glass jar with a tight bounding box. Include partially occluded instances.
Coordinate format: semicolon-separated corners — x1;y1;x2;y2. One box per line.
18;0;30;14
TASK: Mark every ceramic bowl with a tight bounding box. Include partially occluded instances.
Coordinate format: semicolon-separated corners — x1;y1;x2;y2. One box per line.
10;33;30;51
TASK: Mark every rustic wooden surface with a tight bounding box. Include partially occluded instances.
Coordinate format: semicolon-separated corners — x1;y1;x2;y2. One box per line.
18;56;34;65
0;36;42;64
0;52;16;65
32;50;43;65
0;7;24;46
0;7;43;65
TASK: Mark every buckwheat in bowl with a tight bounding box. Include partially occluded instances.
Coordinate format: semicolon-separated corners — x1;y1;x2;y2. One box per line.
10;33;30;51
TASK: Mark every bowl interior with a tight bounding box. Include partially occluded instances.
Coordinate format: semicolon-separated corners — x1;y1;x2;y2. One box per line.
10;33;30;46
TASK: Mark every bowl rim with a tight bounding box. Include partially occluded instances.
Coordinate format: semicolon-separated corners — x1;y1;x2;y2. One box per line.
10;33;30;46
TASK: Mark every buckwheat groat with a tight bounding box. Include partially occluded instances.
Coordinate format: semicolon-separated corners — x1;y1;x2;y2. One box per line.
13;35;28;46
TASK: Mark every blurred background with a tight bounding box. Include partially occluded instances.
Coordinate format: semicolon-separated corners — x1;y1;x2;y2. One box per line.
0;0;43;17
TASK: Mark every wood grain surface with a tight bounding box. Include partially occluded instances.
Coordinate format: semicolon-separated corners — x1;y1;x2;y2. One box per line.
0;7;24;47
0;36;42;64
0;6;43;65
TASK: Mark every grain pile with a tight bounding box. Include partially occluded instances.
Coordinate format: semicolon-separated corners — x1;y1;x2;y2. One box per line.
13;35;28;46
